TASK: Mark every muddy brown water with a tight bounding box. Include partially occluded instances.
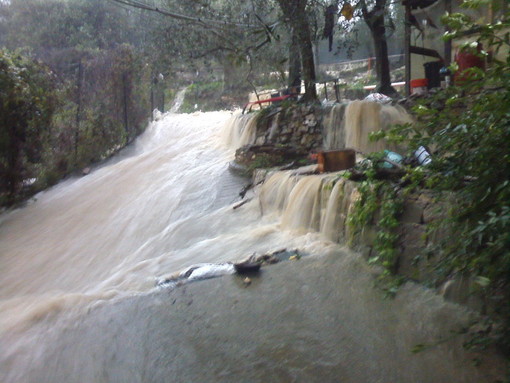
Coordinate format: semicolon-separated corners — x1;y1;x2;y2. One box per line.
0;110;506;382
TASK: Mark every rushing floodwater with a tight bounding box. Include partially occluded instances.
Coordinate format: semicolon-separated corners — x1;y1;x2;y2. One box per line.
1;107;505;383
0;110;338;333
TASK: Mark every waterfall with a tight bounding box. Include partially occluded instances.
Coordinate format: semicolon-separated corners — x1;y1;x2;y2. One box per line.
169;87;188;113
259;169;357;241
281;176;324;232
1;110;353;335
224;100;412;155
323;100;412;154
323;103;347;150
222;111;258;148
320;178;347;242
1;105;498;383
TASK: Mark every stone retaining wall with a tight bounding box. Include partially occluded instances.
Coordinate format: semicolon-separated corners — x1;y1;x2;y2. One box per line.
253;104;323;152
351;190;485;312
248;101;484;314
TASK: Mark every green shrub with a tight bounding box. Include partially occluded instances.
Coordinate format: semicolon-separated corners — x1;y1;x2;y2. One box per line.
370;2;510;352
0;49;57;201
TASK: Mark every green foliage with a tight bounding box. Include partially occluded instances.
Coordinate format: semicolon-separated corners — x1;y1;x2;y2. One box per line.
347;155;404;295
180;81;227;113
245;155;278;173
0;0;144;52
0;0;156;206
0;50;57;202
0;44;151;206
371;1;510;352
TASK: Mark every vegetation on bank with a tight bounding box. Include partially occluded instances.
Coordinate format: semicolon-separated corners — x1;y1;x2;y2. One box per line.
0;47;150;207
0;0;157;207
0;0;410;206
349;4;510;354
179;81;243;113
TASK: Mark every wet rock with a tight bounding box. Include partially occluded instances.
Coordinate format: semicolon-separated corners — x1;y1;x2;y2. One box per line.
397;222;422;243
256;254;280;265
233;144;308;175
400;199;425;224
252;102;323;152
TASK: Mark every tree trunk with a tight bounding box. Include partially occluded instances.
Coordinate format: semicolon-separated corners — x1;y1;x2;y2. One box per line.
288;28;301;92
277;0;317;102
361;0;397;97
370;24;395;95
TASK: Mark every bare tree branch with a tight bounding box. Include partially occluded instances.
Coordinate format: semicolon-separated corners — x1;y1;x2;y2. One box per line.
107;0;259;30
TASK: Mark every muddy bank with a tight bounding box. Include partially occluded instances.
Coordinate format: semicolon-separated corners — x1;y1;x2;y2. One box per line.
3;248;505;383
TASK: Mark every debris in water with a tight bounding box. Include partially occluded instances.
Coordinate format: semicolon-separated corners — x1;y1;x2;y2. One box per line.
239;183;253;199
316;149;356;173
414;146;432;166
381;150;404;169
156;263;235;288
234;261;261;274
233;199;252;210
364;93;392;104
243;277;252;286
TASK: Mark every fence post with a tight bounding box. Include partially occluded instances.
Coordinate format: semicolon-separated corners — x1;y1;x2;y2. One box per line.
122;71;129;142
75;60;83;163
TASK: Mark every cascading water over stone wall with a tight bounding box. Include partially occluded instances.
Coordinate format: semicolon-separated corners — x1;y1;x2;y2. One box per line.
222;100;413;245
323;100;413;153
258;169;359;243
322;103;347;150
1;106;506;383
222;112;258;148
225;100;412;156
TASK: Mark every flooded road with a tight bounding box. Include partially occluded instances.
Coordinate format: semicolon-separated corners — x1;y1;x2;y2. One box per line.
3;250;504;383
1;109;506;382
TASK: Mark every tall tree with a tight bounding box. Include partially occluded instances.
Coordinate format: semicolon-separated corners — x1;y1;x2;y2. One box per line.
276;0;317;101
0;51;56;199
360;0;397;96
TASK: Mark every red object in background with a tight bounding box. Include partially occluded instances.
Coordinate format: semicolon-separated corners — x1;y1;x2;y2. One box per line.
410;78;428;94
242;94;293;113
410;78;428;88
455;43;485;85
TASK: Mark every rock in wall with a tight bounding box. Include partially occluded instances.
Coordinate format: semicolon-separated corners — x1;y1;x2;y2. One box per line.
253;104;324;152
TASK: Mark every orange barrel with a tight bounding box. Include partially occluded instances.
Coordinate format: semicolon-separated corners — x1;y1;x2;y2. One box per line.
410;78;428;95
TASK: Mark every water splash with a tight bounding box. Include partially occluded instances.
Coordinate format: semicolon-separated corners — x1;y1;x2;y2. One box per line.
0;111;343;334
259;169;357;241
222;111;258;148
323;100;412;153
169;87;188;113
323;103;347;150
1;104;503;383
